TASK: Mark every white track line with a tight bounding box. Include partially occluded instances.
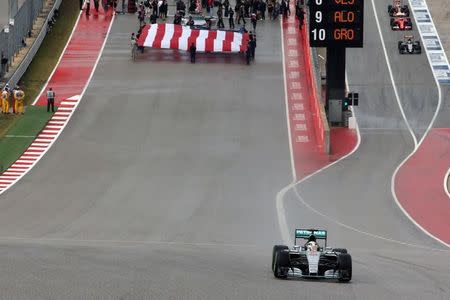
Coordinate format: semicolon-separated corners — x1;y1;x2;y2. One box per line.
280;17;297;182
370;0;417;146
276;113;361;246
291;187;449;253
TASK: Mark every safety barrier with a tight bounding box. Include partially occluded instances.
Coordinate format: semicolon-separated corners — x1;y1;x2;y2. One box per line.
1;0;45;68
4;0;63;88
302;16;330;154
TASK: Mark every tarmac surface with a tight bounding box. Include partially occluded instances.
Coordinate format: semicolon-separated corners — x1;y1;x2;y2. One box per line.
0;1;449;299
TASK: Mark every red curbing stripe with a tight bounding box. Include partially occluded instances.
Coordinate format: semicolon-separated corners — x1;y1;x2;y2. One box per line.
9;165;28;169
0;180;15;184
2;173;23;177
22;149;45;153
15;161;33;165
17;157;37;161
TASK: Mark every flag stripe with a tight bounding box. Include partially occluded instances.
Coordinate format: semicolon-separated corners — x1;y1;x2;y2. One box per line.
179;26;192;51
161;24;175;49
223;31;234;52
152;23;166;48
205;30;217;52
171;24;184;49
195;29;209;52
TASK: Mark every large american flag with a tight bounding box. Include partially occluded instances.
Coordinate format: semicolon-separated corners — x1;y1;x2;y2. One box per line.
137;24;249;53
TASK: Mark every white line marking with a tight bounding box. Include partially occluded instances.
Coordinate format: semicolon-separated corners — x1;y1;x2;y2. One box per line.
276;112;361;245
54;112;71;116
4;135;34;138
42;130;59;134
292;186;449;253
34;138;52;142
370;0;418;147
31;10;83;106
280;17;296;182
15;161;33;164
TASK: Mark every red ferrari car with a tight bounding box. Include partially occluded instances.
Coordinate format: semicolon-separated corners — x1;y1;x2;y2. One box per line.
390;17;412;30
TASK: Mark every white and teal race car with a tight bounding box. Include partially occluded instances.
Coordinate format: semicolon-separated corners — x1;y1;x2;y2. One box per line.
272;229;352;282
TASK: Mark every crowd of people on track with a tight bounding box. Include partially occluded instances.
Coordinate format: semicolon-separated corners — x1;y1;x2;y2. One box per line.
131;0;306;64
135;0;306;30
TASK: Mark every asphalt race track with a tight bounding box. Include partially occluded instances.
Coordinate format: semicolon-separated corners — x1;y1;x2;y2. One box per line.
0;1;449;299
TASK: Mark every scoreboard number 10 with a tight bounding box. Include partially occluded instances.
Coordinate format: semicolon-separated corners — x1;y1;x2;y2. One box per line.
312;28;326;41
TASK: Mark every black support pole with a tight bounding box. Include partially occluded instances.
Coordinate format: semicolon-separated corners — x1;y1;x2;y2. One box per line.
325;46;346;113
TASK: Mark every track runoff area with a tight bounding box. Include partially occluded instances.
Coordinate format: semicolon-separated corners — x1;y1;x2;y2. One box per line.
0;0;448;298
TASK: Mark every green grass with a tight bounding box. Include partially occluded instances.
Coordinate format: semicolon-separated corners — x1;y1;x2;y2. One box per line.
0;106;53;171
0;0;80;170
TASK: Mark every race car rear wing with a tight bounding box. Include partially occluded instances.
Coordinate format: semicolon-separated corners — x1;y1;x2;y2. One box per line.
294;229;328;247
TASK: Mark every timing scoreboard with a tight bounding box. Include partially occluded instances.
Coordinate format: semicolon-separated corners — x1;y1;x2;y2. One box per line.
309;0;364;47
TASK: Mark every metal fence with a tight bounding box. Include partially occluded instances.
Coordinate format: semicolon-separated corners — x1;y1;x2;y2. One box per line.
0;0;46;78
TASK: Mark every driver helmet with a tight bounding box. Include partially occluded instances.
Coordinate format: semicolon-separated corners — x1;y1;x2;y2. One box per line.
306;241;318;251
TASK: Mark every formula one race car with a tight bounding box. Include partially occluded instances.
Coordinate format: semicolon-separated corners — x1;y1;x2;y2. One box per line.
390;17;412;30
398;35;421;54
388;0;410;17
272;229;352;282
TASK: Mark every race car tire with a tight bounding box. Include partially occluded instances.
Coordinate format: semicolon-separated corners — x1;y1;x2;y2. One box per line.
272;245;288;272
337;253;352;282
274;250;290;279
332;248;348;254
415;42;422;54
390;18;395;27
388;5;392;14
403;6;410;16
398;41;402;50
